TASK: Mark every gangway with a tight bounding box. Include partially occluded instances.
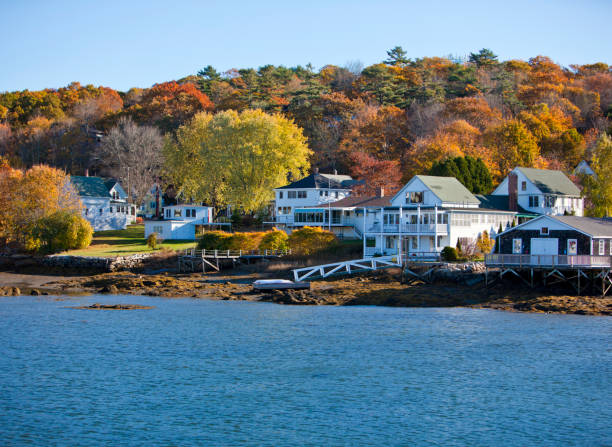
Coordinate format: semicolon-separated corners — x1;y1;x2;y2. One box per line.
292;256;401;282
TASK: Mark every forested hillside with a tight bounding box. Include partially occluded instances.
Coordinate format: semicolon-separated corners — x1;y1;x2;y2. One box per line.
1;47;611;200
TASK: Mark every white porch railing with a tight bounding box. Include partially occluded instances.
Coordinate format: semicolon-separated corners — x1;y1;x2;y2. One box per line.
485;254;612;268
367;223;448;234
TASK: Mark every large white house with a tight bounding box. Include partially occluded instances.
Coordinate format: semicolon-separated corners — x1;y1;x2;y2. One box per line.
273;172;360;228
71;176;136;231
144;205;214;240
348;176;519;257
491;167;583;216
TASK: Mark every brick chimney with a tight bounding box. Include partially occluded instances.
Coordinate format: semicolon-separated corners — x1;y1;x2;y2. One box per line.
508;172;518;211
378;186;385;198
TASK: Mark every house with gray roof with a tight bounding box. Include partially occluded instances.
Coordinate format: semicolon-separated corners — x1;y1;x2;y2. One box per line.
496;214;612;261
70;175;135;231
491;167;583;216
272;171;362;230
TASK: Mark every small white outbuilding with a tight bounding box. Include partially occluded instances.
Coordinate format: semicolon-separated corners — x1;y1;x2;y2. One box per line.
144;205;214;241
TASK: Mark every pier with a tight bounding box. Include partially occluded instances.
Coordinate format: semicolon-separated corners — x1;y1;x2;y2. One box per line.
178;249;291;272
485;254;612;296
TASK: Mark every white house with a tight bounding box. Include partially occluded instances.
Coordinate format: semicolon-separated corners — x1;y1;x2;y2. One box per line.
492;167;583;216
355;176;518;258
71;176;136;231
573;160;596;177
144;205;214;240
273;172;360;228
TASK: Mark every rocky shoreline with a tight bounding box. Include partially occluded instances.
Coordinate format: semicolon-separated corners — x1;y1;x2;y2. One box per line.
2;267;609;316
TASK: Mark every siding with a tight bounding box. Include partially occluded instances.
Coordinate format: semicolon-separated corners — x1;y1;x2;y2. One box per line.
498;229;591;255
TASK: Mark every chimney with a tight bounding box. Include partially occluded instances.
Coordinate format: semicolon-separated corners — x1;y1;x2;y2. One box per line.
85;168;89;177
508;172;518;211
378;186;385;198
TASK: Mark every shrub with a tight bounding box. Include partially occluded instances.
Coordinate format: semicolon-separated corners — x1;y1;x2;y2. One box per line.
147;232;158;250
259;229;289;251
441;246;459;262
288;226;338;256
225;232;265;251
29;211;93;254
197;231;232;250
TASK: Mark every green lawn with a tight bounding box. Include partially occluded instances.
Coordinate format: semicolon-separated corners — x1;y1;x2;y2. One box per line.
62;224;196;257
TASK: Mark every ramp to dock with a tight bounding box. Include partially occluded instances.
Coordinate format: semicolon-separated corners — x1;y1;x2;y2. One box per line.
292;256;401;282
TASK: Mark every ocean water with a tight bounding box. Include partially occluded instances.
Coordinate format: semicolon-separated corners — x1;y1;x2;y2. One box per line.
0;296;610;447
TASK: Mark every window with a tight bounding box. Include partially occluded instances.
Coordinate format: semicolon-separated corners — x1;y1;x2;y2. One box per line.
385;237;395;249
185;209;191;218
383;214;399;225
599;240;605;256
279;192;283;199
406;191;424;204
568;239;577;255
521;181;526;191
529;196;539;207
437;214;448;224
153;225;163;234
512;238;522;254
288;191;297;199
174;209;182;217
541;227;549;235
110;207;113;213
191;209;196;217
99;209;103;215
545;196;556;207
334;191;338;198
319;191;323;197
366;237;376;248
297;191;307;199
437;236;444;247
165;209;170;218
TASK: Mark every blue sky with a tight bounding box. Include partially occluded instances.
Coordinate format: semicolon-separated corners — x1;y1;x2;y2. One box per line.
1;0;611;92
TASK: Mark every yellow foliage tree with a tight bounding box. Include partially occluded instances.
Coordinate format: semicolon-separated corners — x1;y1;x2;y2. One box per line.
164;109;311;213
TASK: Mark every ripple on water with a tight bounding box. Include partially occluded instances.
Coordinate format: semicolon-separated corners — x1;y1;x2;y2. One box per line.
0;295;610;446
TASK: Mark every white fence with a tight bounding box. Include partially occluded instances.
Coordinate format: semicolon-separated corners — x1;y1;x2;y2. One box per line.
485;254;612;268
292;256;401;282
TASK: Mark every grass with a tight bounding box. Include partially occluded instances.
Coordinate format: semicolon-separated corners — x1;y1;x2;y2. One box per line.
61;224;196;258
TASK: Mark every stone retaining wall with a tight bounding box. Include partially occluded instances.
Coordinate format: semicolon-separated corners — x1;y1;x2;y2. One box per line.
0;253;157;272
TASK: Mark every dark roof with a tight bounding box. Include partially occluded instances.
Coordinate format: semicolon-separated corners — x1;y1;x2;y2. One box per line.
475;194;529;213
70;176;115;197
552;215;612;237
277;173;357;190
518;167;580;196
330;195;391;208
414;175;479;204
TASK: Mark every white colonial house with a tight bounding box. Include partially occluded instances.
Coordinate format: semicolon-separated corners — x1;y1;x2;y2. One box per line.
273;171;360;229
71;176;136;231
492;167;583;216
350;176;518;258
144;205;214;241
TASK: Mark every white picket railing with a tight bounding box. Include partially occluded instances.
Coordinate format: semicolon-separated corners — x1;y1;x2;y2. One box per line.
485;254;612;268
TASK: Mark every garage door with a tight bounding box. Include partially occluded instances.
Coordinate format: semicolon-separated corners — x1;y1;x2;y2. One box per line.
531;238;559;255
531;238;558;266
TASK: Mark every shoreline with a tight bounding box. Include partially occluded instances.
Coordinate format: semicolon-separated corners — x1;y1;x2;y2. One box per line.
1;269;610;316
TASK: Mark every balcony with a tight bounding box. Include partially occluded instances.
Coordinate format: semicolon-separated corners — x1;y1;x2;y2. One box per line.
367;223;448;234
485;254;611;268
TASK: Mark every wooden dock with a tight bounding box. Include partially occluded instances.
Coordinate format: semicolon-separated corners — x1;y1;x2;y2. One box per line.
178;249;291;272
485;254;612;296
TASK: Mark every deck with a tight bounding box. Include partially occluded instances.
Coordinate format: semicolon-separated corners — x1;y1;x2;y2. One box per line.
178;249;291;272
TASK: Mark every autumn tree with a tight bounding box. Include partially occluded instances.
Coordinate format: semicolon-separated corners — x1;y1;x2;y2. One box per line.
582;133;612;217
97;117;164;205
485;119;543;175
164;109;311;213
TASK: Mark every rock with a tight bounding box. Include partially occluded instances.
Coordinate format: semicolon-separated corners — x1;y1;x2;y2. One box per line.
11;287;20;296
31;289;41;296
100;284;119;294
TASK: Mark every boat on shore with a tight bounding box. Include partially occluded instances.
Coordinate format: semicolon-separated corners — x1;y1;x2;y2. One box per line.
252;279;310;291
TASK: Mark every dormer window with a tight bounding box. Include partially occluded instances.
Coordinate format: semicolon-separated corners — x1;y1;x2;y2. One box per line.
406;191;424;204
521;181;526;191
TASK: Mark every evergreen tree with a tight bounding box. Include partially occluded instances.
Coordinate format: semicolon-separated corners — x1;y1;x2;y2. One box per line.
428;156;493;194
384;46;409;66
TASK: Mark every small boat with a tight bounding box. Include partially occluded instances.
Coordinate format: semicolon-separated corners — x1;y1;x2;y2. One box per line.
252;279;311;291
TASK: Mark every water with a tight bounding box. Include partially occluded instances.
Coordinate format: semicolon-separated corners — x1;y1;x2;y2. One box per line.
0;296;610;446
